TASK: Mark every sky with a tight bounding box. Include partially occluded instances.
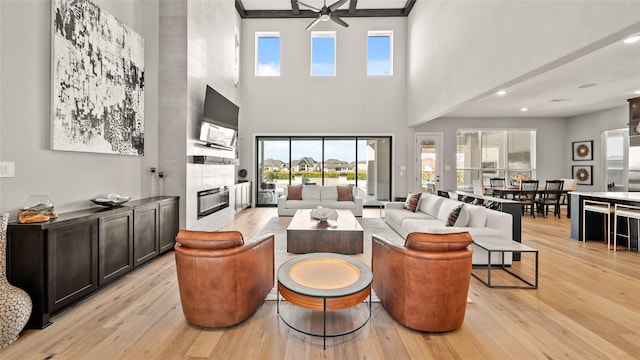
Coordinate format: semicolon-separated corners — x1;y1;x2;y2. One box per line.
256;33;391;77
263;139;368;163
368;35;391;76
311;36;335;76
256;36;280;76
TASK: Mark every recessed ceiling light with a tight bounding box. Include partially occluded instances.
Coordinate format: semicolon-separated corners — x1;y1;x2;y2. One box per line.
623;35;640;44
496;90;507;96
520;107;528;112
578;83;597;89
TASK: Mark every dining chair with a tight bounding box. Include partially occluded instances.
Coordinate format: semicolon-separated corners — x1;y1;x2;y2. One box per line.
534;180;564;218
489;178;506;198
518;180;539;218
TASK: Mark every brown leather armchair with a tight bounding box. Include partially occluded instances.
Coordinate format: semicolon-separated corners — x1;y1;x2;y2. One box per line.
174;230;274;328
372;231;473;332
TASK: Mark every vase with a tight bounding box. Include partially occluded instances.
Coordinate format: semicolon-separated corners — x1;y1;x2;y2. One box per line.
0;213;32;348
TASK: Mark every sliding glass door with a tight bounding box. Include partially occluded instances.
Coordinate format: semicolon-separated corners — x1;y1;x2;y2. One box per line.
256;136;391;206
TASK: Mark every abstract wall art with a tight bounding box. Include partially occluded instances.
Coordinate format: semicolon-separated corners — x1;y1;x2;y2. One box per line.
52;0;145;155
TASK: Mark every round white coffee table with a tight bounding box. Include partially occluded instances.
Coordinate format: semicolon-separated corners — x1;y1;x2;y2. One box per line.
277;253;372;349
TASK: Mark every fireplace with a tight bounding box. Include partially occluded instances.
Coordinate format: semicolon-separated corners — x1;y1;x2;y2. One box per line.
197;187;229;218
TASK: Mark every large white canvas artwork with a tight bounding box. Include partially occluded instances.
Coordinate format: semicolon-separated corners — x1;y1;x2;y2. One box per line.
52;0;145;155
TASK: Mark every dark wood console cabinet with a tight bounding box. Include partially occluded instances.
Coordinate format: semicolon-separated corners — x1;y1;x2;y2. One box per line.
6;196;179;329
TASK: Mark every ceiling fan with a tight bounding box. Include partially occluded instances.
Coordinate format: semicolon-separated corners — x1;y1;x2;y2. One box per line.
297;0;349;31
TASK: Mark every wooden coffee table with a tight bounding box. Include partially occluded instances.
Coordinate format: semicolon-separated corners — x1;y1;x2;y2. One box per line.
286;209;363;254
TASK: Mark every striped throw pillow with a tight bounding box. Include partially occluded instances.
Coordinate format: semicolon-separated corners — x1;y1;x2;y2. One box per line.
403;192;422;212
446;204;464;226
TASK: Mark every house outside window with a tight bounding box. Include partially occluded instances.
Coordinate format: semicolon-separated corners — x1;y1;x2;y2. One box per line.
255;32;280;76
367;31;393;76
311;31;336;76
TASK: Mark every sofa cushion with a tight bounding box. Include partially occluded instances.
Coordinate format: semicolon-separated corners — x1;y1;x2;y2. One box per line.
337;185;353;201
321;200;355;210
401;219;447;234
176;230;244;250
466;205;488;227
286;200;320;209
418;194;444;217
404;232;473;252
287;185;303;200
386;208;432;226
321;186;338;200
302;185;321;200
437;199;464;222
446;204;470;227
404;192;422;212
457;227;503;238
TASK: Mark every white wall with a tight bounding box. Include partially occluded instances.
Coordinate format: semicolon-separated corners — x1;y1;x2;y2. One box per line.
407;1;640;126
567;105;628;191
0;0;159;219
186;0;240;230
413;117;568;191
240;17;409;198
158;0;240;230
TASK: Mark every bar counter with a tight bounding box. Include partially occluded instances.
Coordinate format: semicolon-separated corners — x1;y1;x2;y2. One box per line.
570;191;640;249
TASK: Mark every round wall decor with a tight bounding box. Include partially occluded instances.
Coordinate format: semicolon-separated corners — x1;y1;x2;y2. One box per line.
576;168;589;181
238;169;247;178
576;144;589;157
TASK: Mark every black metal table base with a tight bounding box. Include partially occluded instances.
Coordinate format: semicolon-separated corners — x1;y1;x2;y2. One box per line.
276;292;372;349
472;249;539;289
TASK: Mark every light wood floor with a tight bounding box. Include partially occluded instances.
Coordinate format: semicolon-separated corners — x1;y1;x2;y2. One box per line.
2;207;640;359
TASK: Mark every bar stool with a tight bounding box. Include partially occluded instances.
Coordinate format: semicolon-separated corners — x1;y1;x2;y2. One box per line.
613;203;640;252
582;199;613;250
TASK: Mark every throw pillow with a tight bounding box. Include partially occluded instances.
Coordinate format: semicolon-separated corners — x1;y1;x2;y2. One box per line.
403;192;422;212
446;204;464;226
404;232;473;252
337;185;353;201
287;185;303;200
466;205;488;227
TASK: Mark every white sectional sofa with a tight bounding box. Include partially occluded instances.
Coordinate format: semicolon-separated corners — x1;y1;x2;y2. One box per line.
384;193;513;265
278;185;363;217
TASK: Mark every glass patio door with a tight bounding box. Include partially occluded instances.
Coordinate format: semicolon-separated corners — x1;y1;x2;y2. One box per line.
256;136;392;207
416;133;443;193
256;138;289;205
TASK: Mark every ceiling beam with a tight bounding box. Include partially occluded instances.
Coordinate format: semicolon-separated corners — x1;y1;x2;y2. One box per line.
291;0;300;15
348;0;357;15
235;0;246;18
240;8;408;19
402;0;416;16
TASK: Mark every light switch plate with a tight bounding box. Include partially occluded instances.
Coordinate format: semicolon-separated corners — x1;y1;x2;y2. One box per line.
0;162;15;177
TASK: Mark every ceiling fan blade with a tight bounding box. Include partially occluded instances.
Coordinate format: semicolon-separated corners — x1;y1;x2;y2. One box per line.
297;1;321;12
330;14;349;28
305;17;322;31
328;0;348;12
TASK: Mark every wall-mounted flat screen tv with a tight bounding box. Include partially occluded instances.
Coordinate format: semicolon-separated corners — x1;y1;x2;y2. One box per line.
199;85;239;150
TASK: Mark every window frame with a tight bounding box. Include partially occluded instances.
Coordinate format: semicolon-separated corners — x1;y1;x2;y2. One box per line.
255;31;281;77
367;30;393;76
310;31;337;77
456;129;537;190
